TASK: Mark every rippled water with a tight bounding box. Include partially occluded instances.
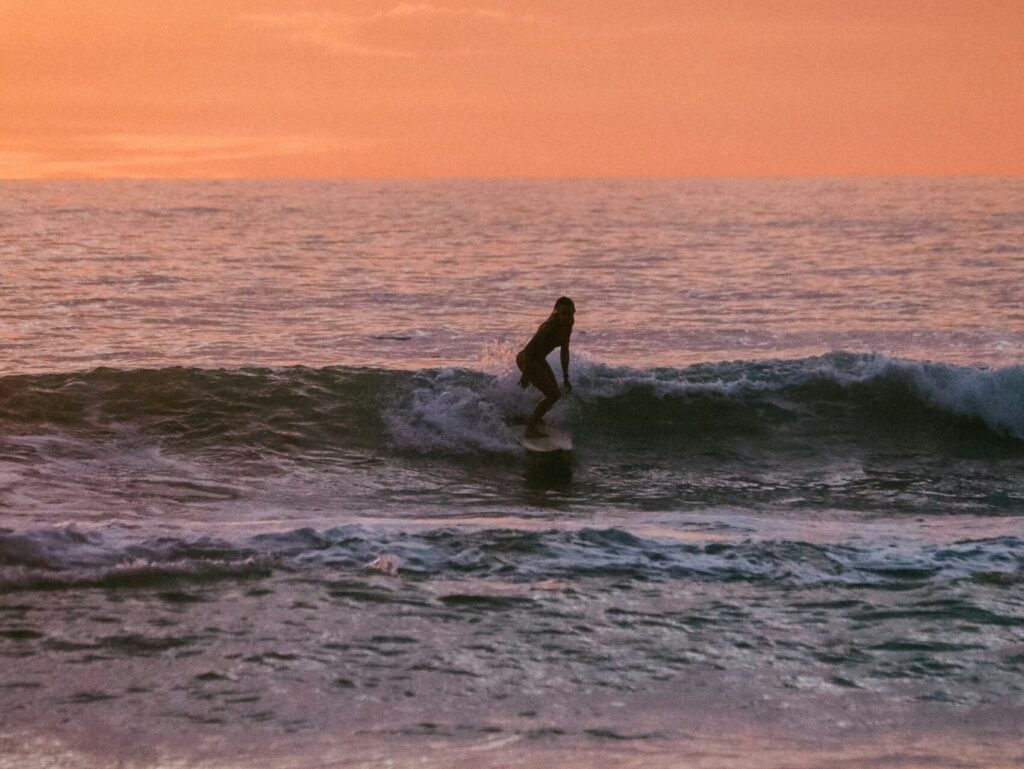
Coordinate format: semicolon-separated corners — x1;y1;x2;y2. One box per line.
1;180;1023;768
3;178;1022;372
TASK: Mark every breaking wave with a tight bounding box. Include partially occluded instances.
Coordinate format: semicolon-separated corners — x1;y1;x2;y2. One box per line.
2;353;1020;459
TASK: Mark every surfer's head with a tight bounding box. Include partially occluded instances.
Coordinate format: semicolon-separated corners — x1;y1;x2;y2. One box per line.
554;296;575;325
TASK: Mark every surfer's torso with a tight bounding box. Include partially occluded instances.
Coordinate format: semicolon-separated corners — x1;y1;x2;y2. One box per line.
521;314;572;360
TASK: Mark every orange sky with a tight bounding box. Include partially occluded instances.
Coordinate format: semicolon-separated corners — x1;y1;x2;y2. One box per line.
2;1;1022;178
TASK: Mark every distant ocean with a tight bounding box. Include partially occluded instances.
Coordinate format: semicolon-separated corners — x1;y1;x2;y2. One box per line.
2;179;1023;768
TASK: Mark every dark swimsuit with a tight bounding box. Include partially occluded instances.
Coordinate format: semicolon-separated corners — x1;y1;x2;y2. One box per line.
516;316;570;399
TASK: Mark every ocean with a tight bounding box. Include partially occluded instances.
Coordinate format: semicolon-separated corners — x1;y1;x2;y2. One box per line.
1;179;1023;768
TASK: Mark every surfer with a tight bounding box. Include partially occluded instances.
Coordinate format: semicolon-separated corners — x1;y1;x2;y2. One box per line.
517;296;575;438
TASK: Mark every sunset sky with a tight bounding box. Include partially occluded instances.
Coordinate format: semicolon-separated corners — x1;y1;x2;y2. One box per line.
2;1;1022;178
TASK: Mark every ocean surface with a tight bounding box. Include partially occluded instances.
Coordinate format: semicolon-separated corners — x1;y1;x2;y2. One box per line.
1;179;1023;768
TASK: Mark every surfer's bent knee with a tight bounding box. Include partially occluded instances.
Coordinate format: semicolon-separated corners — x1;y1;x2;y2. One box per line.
538;377;560;403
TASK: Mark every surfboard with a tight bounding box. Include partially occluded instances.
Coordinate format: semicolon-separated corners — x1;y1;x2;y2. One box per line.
520;426;573;453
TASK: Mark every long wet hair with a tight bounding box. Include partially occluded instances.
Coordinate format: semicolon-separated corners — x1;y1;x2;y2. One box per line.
554;296;575;312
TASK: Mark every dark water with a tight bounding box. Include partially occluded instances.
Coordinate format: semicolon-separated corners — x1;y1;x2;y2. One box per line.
1;180;1023;767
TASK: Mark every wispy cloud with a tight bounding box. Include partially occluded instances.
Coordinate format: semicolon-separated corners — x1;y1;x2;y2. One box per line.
0;134;379;178
244;4;552;58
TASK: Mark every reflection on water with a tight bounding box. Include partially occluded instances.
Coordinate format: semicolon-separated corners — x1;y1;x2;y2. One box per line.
1;178;1022;373
523;449;574;492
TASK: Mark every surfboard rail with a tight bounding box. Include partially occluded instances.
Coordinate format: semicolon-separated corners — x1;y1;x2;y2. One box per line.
519;427;573;453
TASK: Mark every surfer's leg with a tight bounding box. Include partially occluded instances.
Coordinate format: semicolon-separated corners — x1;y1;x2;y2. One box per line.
526;362;560;437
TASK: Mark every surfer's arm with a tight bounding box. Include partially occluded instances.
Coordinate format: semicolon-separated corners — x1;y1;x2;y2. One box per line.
560;341;571;392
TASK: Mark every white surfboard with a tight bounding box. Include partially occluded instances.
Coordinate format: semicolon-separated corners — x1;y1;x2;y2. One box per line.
520;426;573;453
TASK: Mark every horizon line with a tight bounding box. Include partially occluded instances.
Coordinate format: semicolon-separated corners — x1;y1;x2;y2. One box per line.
3;173;1023;183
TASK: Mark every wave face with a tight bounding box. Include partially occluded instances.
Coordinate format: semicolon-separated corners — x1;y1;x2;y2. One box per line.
2;353;1021;450
0;365;392;450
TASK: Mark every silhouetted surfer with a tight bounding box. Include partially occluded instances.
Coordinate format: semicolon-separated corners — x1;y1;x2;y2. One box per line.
517;296;575;437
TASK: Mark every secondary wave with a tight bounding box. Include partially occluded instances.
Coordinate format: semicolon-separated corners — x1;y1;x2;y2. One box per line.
2;523;1022;593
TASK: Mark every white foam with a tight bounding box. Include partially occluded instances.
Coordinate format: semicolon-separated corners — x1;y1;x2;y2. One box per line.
790;354;1024;439
385;368;523;453
882;358;1024;440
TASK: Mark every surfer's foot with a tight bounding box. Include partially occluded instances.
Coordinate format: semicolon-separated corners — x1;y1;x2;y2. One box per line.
525;421;547;438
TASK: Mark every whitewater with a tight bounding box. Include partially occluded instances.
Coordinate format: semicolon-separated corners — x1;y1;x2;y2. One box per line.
1;179;1023;768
